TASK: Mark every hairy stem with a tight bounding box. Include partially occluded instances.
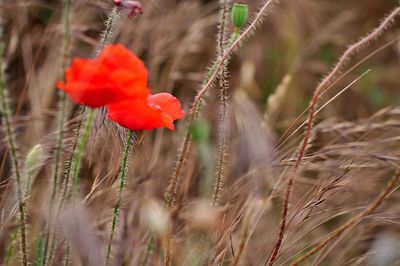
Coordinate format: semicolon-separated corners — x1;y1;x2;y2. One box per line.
105;130;134;266
0;12;28;266
44;0;71;264
212;0;229;206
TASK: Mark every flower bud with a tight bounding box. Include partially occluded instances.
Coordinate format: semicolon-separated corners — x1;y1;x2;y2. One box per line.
231;3;249;29
113;0;144;19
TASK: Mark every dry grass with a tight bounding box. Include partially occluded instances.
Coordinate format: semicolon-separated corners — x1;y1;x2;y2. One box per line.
1;0;400;265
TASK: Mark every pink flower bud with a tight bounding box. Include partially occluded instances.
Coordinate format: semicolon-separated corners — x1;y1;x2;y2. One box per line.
113;0;143;19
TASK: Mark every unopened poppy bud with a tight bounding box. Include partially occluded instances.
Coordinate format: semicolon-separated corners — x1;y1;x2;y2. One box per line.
231;3;248;29
113;0;144;19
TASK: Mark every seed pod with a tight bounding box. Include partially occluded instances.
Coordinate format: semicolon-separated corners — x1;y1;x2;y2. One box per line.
231;3;249;29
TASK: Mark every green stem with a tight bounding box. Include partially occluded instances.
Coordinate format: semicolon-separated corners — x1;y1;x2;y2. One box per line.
105;130;135;266
211;32;240;205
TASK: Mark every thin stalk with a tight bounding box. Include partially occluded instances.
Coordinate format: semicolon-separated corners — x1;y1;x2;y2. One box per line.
43;0;71;264
212;0;229;206
51;0;71;212
46;107;84;266
212;34;240;205
105;130;135;266
0;15;28;266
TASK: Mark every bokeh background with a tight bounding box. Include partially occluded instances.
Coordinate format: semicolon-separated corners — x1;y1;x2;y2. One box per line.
1;0;400;265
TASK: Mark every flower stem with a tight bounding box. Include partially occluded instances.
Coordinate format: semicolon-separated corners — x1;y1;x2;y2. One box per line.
105;130;135;266
44;0;71;264
212;0;231;206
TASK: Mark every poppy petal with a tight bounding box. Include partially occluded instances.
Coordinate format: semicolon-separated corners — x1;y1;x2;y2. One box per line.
98;44;148;83
110;69;150;98
107;98;175;130
57;44;150;108
149;93;185;120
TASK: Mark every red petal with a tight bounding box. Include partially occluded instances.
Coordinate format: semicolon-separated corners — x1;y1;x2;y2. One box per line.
56;44;150;108
149;93;184;120
110;69;149;98
107;98;175;130
98;44;148;82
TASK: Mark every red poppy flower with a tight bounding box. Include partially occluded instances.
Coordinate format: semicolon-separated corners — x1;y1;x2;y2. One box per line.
58;44;184;130
107;93;184;130
57;44;149;108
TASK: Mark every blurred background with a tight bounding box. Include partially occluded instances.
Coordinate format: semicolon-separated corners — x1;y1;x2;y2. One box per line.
1;0;400;265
